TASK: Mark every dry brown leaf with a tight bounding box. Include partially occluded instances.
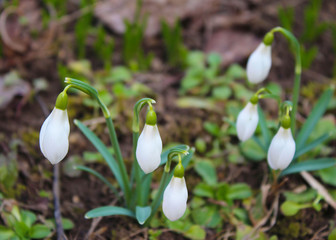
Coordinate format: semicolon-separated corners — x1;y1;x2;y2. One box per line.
95;0;218;37
204;30;260;67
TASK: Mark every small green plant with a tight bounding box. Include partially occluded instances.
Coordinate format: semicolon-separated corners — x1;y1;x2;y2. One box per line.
122;0;153;71
0;139;19;198
179;51;222;95
278;0;329;69
75;0;95;59
94;25;114;72
0;203;74;239
161;19;188;68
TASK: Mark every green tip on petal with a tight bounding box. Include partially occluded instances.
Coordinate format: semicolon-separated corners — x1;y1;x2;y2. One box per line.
281;115;291;129
250;95;259;105
146;109;157;126
55;91;68;110
263;32;274;46
174;161;184;178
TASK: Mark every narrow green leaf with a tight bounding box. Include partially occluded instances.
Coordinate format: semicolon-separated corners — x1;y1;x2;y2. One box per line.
296;88;334;149
280;158;336;176
258;105;271;148
74;120;125;193
135;206;151;225
74;165;119;197
85;206;135;219
294;133;330;159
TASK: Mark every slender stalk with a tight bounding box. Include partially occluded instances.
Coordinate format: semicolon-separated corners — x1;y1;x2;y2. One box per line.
53;164;66;240
64;79;132;207
105;116;131;207
133;131;143;207
270;27;302;135
145;171;169;225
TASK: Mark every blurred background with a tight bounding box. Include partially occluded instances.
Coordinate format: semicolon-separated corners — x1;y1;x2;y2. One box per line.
0;0;336;239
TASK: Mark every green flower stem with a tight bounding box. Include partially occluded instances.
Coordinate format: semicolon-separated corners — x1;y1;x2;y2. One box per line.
105;116;131;207
269;27;302;135
132;131;143;207
145;170;169;226
64;78;131;207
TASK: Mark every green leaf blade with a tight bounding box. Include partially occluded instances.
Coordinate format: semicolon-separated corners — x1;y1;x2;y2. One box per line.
296;88;334;149
280;158;336;176
85;206;135;219
135;206;151;225
74;120;125;193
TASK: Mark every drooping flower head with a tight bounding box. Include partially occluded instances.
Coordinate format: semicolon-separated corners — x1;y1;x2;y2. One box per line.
246;32;273;84
236;95;259;142
39;91;70;164
267;115;296;170
162;161;188;221
136;107;162;174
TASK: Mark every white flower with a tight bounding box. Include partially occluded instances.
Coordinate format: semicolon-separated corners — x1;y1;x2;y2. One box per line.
246;42;272;84
162;176;188;221
136;124;162;174
236;102;259;142
39;108;70;164
267;127;296;170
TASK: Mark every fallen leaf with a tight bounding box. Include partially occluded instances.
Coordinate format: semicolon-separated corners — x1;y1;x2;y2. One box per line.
204;30;260;67
0;71;31;110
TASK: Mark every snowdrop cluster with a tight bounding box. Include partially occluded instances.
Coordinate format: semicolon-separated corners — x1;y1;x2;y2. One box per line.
237;31;296;171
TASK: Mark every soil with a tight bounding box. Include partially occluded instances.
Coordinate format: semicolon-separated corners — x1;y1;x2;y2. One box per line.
0;0;335;239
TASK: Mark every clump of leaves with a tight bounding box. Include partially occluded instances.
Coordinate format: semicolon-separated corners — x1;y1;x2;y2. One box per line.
0;203;74;239
161;19;188;68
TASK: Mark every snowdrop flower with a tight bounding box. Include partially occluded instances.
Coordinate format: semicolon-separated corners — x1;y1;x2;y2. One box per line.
163;163;188;221
246;41;272;84
267;122;296;170
136;108;162;174
39;92;70;164
236;100;259;142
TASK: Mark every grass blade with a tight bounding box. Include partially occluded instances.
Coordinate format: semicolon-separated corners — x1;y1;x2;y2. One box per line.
258;104;271;148
74;119;125;194
74;165;119;198
85;206;135;219
296;88;334;150
294;133;331;159
280;158;336;176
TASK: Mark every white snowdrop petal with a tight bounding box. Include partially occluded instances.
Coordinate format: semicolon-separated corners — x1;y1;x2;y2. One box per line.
236;102;259;142
162;177;188;221
39;108;70;164
246;43;272;84
136;124;162;174
267;127;296;170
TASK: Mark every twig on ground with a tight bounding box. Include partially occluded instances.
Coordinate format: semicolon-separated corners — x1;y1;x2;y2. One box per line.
53;164;67;240
300;171;336;210
121;228;148;240
37;94;67;240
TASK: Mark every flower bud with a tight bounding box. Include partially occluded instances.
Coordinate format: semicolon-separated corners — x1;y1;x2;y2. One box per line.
236;102;259;142
246;42;272;84
162;176;188;221
267;127;296;170
136;117;162;173
39;107;70;164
